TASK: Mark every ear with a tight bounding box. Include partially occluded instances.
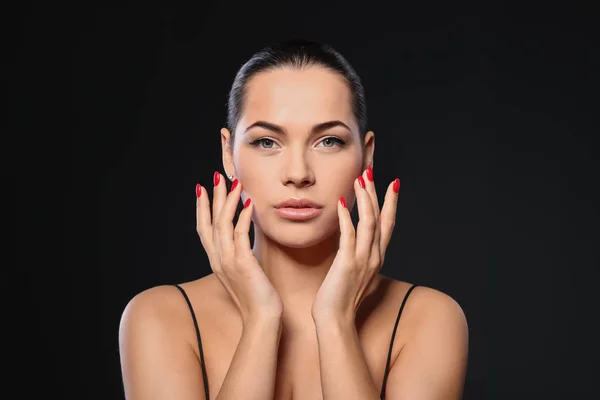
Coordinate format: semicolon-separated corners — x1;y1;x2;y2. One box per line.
362;130;375;170
220;127;235;178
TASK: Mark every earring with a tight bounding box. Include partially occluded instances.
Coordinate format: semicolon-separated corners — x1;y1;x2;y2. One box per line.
227;174;234;181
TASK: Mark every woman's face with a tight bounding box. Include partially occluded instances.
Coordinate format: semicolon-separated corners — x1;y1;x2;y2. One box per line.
223;66;374;248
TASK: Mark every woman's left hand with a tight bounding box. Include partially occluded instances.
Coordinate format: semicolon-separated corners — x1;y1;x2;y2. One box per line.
311;166;400;322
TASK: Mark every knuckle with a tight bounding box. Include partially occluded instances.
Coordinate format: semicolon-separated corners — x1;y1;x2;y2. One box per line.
214;219;224;233
198;236;208;250
364;218;376;229
233;229;246;239
212;264;223;274
370;258;381;269
355;254;367;266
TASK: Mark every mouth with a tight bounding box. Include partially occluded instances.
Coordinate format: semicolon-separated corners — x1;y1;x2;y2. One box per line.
274;206;323;221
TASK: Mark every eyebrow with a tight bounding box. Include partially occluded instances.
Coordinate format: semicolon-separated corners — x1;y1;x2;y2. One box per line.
244;120;351;136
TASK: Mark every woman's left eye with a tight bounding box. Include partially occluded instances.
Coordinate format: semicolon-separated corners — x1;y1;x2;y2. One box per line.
318;137;346;148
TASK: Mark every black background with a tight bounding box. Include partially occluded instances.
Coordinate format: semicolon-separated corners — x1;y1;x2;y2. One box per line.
10;2;598;399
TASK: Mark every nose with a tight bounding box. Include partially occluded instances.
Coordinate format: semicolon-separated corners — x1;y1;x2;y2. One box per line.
282;147;315;187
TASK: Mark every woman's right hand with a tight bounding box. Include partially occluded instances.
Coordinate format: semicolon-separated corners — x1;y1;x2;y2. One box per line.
195;172;283;324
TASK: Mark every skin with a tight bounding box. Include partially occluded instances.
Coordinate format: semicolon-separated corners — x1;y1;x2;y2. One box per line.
224;67;371;321
119;67;469;399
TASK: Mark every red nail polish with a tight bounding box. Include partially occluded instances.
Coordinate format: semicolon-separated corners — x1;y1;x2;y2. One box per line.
393;178;400;193
244;198;252;208
340;196;346;208
358;175;365;189
213;171;220;186
196;184;202;198
366;166;373;182
230;179;238;192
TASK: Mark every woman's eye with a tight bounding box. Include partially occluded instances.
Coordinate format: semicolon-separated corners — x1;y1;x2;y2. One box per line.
250;137;346;149
318;137;346;148
251;138;278;149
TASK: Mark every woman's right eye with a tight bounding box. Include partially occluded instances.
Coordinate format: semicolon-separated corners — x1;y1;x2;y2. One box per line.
250;138;278;149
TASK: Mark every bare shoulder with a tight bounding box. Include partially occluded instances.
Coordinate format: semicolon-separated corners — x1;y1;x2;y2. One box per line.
374;276;468;338
119;275;221;337
118;285;186;360
379;278;469;399
120;285;183;329
118;276;219;400
407;282;466;325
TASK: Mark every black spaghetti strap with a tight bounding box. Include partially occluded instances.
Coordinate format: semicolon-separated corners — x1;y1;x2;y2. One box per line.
380;283;418;400
174;284;210;400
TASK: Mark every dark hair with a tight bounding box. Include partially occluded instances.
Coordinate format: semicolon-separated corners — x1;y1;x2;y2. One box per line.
226;39;367;141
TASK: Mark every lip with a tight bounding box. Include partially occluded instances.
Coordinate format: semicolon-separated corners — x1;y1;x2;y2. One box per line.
274;198;323;221
275;198;323;209
274;207;323;221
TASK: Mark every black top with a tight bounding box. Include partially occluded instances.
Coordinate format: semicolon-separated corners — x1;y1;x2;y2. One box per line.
174;283;418;400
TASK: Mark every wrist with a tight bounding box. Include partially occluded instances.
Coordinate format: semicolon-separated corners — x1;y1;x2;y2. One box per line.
242;312;283;332
311;305;355;323
312;311;356;329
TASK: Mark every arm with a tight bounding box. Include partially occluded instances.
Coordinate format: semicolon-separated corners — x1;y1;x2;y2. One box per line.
385;290;469;400
313;288;469;400
314;316;381;400
215;316;283;400
119;287;208;400
119;287;284;400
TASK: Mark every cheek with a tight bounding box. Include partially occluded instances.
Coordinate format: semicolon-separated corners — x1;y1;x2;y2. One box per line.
235;158;271;202
324;155;363;190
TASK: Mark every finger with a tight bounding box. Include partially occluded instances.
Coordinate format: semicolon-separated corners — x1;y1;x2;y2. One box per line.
195;183;213;251
215;177;242;260
212;172;227;254
379;178;400;257
337;196;356;251
355;175;377;261
211;171;227;229
363;167;382;268
364;166;380;219
233;196;254;257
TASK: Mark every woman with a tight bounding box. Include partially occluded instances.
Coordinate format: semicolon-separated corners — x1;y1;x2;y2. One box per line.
119;39;469;400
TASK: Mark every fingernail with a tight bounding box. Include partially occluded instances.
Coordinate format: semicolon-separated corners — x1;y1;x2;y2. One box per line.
340;196;346;208
358;175;365;189
366;166;373;181
230;179;238;192
213;171;220;186
393;178;400;193
244;198;252;208
196;183;202;198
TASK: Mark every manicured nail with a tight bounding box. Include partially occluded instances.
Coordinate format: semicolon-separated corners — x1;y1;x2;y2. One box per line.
230;179;239;192
340;196;346;208
358;175;365;189
196;183;202;198
393;178;400;193
366;166;373;181
213;171;220;186
244;198;252;208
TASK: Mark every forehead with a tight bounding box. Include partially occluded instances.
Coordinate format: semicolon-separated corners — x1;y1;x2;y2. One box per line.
239;67;357;132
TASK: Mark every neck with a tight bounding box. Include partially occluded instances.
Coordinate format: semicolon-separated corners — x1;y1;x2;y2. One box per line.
251;225;340;330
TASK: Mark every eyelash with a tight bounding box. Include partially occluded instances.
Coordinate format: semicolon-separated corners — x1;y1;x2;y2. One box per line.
249;136;347;149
